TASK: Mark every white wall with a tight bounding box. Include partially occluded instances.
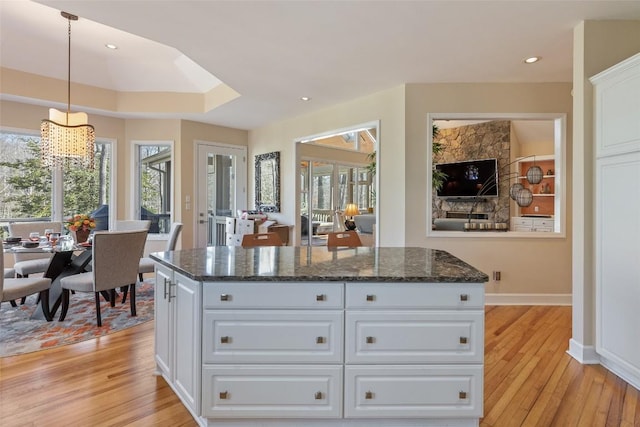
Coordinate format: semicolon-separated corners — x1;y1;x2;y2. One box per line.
250;83;574;299
249;86;406;247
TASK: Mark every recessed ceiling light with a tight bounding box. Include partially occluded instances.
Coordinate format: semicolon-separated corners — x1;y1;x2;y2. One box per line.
300;96;311;101
524;56;541;64
105;43;118;50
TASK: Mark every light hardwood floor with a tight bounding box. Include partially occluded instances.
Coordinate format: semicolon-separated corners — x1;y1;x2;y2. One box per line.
1;306;639;426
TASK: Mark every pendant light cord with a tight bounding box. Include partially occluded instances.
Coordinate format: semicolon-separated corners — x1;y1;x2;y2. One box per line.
60;11;78;124
66;16;71;119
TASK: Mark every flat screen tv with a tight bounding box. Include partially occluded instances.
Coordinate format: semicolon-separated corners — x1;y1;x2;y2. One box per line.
435;158;498;199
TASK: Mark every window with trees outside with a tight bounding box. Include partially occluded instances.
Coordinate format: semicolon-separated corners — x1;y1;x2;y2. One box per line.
0;130;112;237
136;143;172;234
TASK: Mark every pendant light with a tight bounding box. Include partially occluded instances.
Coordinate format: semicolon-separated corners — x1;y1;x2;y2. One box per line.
41;11;95;169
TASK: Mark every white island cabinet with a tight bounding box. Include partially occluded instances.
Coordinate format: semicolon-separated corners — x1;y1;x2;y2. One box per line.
154;263;201;414
151;246;488;427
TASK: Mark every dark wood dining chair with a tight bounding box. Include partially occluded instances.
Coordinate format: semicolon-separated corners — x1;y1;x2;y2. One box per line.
327;231;362;248
241;232;284;247
58;230;147;327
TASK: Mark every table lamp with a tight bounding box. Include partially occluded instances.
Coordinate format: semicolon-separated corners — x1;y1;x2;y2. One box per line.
343;204;359;231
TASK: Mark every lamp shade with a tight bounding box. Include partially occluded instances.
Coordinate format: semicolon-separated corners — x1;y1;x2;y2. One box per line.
343;204;359;217
515;188;533;207
509;183;524;200
526;165;543;184
41;109;95;168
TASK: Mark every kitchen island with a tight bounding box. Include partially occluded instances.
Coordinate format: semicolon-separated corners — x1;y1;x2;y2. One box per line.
151;246;488;427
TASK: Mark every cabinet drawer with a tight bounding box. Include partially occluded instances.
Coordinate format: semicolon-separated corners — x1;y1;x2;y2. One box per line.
203;310;343;363
511;217;533;227
344;365;482;418
345;311;483;363
346;283;483;309
204;282;343;309
202;365;343;418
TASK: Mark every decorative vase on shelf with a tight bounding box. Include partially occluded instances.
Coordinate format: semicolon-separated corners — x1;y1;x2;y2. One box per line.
74;229;90;244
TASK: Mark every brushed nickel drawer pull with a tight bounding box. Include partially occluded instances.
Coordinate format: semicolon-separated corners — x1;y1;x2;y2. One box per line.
315;391;323;400
459;391;467;399
220;293;231;301
460;294;468;301
365;391;374;399
316;336;326;344
316;294;326;301
460;336;468;344
366;336;375;344
220;336;231;344
366;294;376;302
219;391;229;399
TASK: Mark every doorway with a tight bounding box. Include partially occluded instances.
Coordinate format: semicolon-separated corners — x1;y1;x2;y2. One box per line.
194;142;247;248
296;122;378;247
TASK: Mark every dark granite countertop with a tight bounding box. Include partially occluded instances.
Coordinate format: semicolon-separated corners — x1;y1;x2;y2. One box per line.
150;246;488;284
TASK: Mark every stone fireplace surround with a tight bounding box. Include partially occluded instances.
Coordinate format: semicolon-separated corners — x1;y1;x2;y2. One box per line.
432;120;511;225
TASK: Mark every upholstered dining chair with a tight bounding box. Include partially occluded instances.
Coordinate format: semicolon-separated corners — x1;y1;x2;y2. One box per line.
241;232;284;247
1;241;53;320
326;231;362;248
58;230;147;327
108;219;151;301
113;220;151;231
8;221;63;278
137;222;182;282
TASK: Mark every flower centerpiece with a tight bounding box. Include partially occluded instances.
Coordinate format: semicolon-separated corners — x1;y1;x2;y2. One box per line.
64;214;96;243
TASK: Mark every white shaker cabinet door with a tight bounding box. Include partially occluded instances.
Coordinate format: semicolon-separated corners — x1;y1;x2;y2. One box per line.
173;272;202;415
202;365;343;418
344;365;483;418
345;310;484;364
203;310;343;364
154;264;174;379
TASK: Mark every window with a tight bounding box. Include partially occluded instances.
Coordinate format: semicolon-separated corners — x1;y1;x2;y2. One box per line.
0;132;52;222
135;142;172;234
0;130;113;236
426;113;566;237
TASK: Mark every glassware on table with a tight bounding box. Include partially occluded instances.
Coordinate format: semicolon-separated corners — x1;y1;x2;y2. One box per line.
49;232;60;247
29;232;40;242
59;235;74;251
44;228;53;241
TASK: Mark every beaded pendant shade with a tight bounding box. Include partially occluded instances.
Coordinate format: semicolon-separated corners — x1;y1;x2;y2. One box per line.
41;11;95;169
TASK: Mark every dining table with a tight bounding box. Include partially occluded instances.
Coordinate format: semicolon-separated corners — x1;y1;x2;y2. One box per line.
3;241;92;320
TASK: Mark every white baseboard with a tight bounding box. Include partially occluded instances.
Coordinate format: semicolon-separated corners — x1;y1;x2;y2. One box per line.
485;293;571;306
567;338;600;364
599;356;640;391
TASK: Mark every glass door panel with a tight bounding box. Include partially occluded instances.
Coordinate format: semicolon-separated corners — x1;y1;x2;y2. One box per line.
196;143;246;248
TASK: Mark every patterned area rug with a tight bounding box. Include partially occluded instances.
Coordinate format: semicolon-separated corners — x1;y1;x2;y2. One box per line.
0;281;154;357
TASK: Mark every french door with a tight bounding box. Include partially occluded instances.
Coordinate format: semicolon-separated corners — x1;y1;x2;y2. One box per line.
195;142;247;248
